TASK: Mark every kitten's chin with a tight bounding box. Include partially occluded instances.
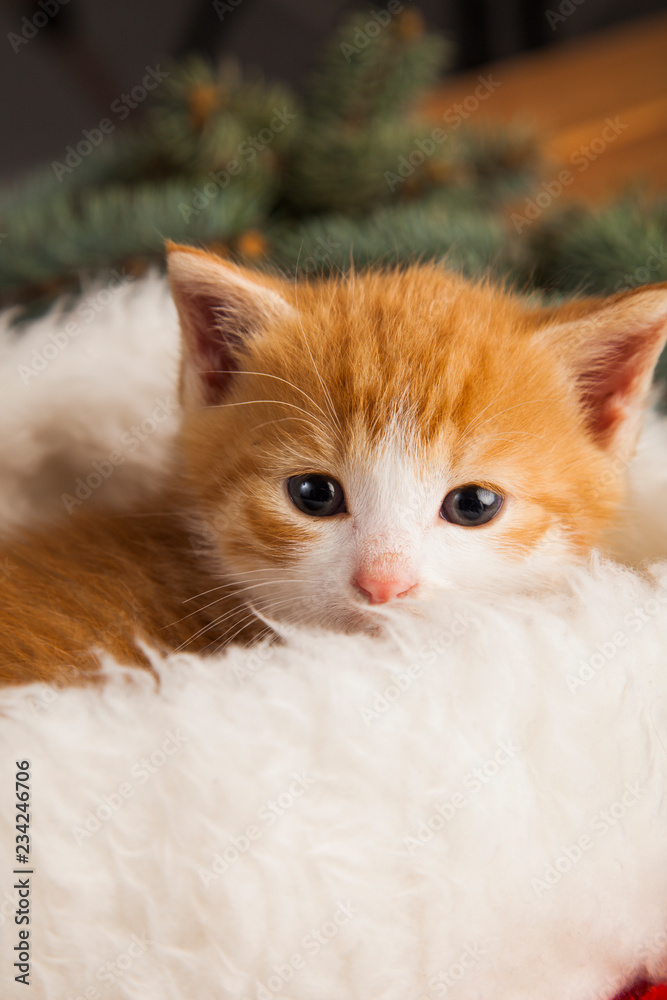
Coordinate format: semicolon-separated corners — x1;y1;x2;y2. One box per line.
293;602;390;637
332;599;426;636
324;605;383;636
258;590;430;637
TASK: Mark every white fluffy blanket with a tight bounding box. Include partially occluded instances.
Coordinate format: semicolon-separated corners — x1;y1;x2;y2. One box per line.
1;276;667;1000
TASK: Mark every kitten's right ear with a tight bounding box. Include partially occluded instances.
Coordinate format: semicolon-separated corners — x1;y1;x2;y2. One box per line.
534;282;667;462
166;242;294;408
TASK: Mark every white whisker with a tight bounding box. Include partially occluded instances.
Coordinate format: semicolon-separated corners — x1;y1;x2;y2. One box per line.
458;360;524;441
208;398;333;439
293;256;342;437
459;398;559;444
201;368;335;428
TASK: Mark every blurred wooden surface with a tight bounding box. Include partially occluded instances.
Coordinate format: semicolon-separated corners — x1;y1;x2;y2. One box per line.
424;13;667;204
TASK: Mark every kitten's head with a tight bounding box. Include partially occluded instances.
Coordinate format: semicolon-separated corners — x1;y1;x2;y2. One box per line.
167;244;667;631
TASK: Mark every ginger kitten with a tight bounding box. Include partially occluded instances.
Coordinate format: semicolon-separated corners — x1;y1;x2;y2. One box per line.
1;243;666;687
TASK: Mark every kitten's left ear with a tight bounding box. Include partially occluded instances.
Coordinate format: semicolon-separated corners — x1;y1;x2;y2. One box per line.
166;242;295;407
535;283;667;460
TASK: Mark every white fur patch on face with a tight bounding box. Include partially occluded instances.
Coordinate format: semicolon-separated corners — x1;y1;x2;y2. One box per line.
349;423;520;599
232;419;556;632
344;424;442;586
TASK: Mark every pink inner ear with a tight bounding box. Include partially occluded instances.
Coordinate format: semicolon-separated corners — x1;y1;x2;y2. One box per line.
185;291;250;404
578;326;660;445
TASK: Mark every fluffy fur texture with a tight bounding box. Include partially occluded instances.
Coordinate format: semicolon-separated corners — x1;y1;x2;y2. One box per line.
1;560;667;999
0;272;180;533
1;250;667;686
1;266;667;998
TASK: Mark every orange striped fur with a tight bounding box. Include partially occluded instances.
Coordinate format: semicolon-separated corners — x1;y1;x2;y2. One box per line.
1;245;666;686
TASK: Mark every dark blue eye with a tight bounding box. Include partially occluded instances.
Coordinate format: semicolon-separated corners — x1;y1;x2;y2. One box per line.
287;475;346;517
441;485;503;526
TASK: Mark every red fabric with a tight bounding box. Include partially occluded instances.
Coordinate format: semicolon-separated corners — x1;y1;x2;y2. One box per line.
613;984;667;1000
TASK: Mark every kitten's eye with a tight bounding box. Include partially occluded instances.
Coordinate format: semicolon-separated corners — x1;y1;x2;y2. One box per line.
287;475;346;517
441;485;504;526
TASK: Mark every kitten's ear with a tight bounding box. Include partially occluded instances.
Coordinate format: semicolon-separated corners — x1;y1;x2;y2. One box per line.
166;242;294;407
535;283;667;460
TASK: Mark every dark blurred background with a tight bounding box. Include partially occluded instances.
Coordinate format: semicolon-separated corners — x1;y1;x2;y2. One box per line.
1;0;665;183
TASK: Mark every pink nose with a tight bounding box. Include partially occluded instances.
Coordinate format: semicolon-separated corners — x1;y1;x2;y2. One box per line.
354;574;418;605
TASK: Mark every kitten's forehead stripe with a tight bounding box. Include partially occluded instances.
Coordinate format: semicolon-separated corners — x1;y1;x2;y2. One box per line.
257;267;532;448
